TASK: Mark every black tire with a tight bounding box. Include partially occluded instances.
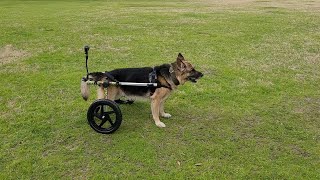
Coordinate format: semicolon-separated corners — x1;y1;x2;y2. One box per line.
87;99;122;134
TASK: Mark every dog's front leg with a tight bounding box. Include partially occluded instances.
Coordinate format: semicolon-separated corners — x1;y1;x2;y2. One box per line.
160;100;171;118
151;98;166;128
151;88;171;128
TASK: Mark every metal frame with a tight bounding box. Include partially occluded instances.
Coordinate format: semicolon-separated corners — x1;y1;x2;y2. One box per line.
86;80;158;87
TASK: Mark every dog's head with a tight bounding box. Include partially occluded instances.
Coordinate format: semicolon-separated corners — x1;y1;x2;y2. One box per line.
174;53;203;84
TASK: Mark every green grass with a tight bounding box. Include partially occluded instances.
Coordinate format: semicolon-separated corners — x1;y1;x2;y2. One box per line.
1;0;319;179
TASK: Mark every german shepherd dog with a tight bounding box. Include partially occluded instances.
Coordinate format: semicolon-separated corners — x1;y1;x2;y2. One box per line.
81;53;203;128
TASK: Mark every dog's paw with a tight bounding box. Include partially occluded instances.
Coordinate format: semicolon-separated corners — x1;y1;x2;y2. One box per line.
161;113;172;118
156;121;166;128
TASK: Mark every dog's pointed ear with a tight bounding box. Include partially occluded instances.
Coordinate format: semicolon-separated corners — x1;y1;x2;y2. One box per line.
176;53;186;71
177;53;185;61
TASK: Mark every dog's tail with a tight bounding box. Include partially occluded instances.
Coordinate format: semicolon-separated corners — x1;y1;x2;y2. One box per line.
80;72;108;101
81;77;90;101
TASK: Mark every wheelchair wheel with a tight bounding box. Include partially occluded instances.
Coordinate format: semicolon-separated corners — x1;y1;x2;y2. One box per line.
87;99;122;134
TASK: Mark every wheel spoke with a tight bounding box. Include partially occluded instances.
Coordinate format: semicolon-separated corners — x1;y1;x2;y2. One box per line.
105;109;115;125
100;105;104;114
107;116;114;126
93;112;103;120
93;105;107;120
98;113;114;127
94;106;101;114
99;119;108;127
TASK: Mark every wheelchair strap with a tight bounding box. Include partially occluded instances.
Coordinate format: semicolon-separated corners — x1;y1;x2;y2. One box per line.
104;71;118;82
149;67;157;83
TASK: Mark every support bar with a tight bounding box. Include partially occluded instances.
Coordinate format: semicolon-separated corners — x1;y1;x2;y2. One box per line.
86;80;158;87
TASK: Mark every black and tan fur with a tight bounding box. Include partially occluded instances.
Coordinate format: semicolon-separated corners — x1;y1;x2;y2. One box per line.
81;53;203;128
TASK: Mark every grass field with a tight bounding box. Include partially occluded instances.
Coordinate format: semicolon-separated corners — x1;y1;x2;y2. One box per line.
1;0;319;179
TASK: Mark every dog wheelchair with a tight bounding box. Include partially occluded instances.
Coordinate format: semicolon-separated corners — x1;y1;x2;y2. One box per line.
83;46;159;134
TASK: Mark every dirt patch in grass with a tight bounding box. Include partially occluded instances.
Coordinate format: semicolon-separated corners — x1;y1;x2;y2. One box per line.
292;97;320;115
193;0;320;12
305;53;320;65
254;0;320;12
291;145;311;157
0;97;23;119
0;45;29;65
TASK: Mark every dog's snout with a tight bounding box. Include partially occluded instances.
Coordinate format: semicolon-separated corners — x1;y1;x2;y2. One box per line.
196;71;204;78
